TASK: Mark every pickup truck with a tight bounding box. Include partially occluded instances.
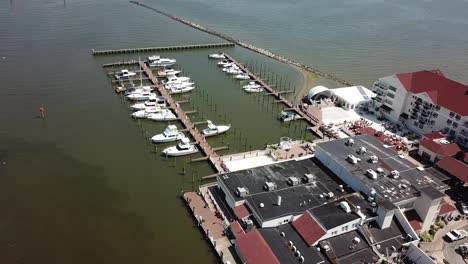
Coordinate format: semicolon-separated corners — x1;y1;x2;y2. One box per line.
446;229;468;242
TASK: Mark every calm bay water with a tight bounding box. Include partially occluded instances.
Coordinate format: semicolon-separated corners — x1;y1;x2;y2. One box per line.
0;0;467;263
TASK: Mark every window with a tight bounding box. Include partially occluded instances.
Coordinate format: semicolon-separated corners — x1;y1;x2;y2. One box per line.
352;223;357;228
341;225;349;232
331;231;337;235
389;86;397;92
386;92;395;99
414;121;419;126
456;114;461;121
453;122;458;128
384;99;393;105
419;124;424;129
447;119;452;125
450;112;455;118
283;219;289;223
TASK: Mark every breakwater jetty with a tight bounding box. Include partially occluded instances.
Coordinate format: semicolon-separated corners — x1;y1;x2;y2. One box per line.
129;1;353;87
92;43;234;55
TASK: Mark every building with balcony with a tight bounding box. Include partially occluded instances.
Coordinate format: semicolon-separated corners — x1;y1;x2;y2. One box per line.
372;70;468;147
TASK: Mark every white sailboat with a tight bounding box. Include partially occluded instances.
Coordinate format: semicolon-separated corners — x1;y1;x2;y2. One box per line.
114;69;136;80
157;68;181;77
162;138;198;156
151;125;185;143
147;109;177;121
209;53;225;59
217;60;231;67
131;106;162;118
224;67;243;75
202;120;231;137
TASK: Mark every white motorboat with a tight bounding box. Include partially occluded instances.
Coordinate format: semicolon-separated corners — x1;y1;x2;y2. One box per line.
224;67;243;75
235;73;251;80
131;106;162;118
157;68;181;77
164;75;191;85
244;87;264;93
221;63;237;70
170;86;195;94
209;53;225;59
130;96;166;111
202;120;231;137
279;110;301;122
147;109;177;121
217;60;231;67
162;138;198;156
114;69;136;80
151;125;185;143
124;86;152;96
165;81;194;90
148;55;176;67
126;90;154;101
242;81;261;90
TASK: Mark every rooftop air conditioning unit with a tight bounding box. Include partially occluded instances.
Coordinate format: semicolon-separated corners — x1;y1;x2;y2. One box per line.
236;187;250;197
366;169;378;180
391;170;400;179
340;201;351;213
303;173;316;183
263;181;277;191
369;155;378;163
346;138;355;146
287;177;300;186
357;147;367;154
376;167;384;174
347;154;358;164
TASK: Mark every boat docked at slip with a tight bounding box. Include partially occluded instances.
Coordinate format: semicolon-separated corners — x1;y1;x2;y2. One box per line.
235;73;251;80
279;110;301;122
163;75;191;85
169;86;195;94
114;69;136;80
151;125;185;143
202;120;230;137
162;138;198;156
165;81;194;90
147;109;177;121
224;67;243;75
126;89;154;101
131;106;162;118
244;87;264;93
130;96;166;111
217;60;231;67
209;53;225;59
242;82;262;90
157;68;181;77
147;55;176;67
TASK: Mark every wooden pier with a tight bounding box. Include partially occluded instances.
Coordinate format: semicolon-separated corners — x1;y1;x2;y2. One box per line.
224;54;322;133
135;61;228;173
92;43;234;56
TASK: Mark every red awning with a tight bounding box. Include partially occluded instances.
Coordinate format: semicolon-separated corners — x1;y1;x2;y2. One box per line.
292;212;326;246
436;157;468;183
236;229;280;264
233;204;251;219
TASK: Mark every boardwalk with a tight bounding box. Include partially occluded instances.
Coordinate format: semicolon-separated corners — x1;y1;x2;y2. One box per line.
224;54;323;138
92;43;234;56
137;61;228;173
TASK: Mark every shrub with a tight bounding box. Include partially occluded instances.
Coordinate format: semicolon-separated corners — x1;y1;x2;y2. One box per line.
420;231;433;242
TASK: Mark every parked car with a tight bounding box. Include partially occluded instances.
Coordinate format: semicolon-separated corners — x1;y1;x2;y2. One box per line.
446;229;468;242
457;201;468;215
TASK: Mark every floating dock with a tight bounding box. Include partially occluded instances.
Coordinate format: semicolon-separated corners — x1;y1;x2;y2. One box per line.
93;43;234;56
223;53;322;134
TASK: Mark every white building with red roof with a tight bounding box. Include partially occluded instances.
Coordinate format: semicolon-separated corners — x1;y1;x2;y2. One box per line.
373;70;468;147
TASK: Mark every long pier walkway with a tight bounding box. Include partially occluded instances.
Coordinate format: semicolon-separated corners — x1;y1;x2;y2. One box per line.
224;54;322;136
93;43;234;55
138;61;228;173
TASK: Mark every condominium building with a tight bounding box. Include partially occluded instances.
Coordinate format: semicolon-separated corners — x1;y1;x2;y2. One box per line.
373;70;468;147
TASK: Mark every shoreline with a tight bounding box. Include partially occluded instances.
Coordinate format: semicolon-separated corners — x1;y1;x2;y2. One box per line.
292;64;319;103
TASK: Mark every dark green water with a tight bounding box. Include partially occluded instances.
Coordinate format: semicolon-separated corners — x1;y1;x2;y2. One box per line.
0;0;309;262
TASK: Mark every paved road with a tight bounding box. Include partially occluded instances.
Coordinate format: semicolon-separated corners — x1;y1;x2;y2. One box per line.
443;224;468;264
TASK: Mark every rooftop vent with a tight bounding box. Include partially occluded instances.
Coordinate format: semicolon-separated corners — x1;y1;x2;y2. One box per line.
276;196;282;206
299;256;305;263
369;155;378;163
236;187;250;197
340;201;352;213
376;167;384;174
439;139;450;145
323;245;330;252
357;147;367;154
347;154;358;164
303;173;316;183
366;169;378;180
346;138;355;146
280;232;285;237
287;176;300;186
352;237;361;244
327;192;335;199
390;170;400;179
263;181;278;191
259;203;265;208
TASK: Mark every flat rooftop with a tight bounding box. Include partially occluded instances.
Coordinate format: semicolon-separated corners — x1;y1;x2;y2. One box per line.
308;193;377;231
260;224;327;264
316;134;449;204
319;230;378;264
219;159;353;222
363;219;408;254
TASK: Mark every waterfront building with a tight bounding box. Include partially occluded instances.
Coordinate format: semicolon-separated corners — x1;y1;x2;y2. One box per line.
417;133;461;163
372;70;468;147
306;85;376;111
314;134;450;232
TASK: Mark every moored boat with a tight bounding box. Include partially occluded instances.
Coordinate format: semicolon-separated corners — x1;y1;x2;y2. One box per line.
202;120;231;137
131;106;162;118
147;109;177;121
209;53;225;59
235;73;251;80
279;110;301;122
148;55;176;67
114;69;136;80
130;96;166;111
162;138;198;156
151;125;185;143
